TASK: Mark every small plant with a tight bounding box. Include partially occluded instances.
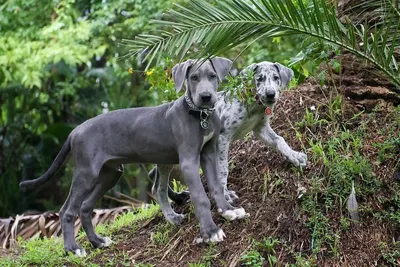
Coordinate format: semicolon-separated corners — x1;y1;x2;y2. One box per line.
101;203;160;236
379;242;400;266
256;237;280;266
145;57;181;104
151;223;172;246
240;249;265;267
296;106;329;130
373;137;400;163
223;68;256;107
201;244;219;266
188;263;207;267
134;263;154;267
171;178;187;193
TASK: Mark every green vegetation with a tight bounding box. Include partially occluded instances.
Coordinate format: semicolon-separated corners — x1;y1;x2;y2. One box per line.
125;0;400;92
1;204;159;266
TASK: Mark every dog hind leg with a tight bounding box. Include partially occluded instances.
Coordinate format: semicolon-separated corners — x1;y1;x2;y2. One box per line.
153;165;185;225
59;168;98;257
79;164;123;249
150;166;190;205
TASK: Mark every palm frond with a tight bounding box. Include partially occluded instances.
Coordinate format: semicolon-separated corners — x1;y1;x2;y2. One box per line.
122;0;400;93
0;206;137;248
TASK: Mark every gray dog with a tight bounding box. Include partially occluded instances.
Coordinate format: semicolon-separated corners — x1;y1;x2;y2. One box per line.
150;61;307;203
19;57;248;257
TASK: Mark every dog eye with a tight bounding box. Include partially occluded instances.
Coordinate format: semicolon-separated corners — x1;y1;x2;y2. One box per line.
273;75;279;81
210;74;217;79
190;75;198;81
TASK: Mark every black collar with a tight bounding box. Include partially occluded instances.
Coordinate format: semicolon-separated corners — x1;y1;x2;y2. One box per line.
184;93;214;129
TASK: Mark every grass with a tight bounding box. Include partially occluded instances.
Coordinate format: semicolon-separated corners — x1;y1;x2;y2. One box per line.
294;97;400;262
239;237;280;267
1;203;160;266
188;244;220;267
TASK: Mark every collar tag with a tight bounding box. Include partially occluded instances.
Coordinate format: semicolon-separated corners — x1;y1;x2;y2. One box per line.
200;110;210;129
265;107;273;116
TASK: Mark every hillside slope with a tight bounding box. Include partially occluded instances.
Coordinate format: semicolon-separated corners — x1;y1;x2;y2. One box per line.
1;76;399;266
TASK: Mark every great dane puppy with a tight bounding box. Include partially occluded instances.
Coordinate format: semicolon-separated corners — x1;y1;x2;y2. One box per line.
150;61;307;203
19;57;248;256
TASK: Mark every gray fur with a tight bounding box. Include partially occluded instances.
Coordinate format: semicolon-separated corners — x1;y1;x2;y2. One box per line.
151;61;307;203
19;58;245;256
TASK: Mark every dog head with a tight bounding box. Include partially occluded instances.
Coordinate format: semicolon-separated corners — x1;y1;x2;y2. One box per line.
240;61;293;106
172;57;232;108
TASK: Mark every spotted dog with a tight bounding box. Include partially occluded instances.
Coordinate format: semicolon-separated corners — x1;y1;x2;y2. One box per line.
150;61;307;203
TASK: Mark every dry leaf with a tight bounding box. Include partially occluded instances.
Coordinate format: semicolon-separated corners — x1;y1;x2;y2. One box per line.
347;181;360;222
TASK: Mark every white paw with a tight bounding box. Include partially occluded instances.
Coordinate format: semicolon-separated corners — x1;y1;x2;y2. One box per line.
288;151;307;167
74;248;87;257
196;229;226;244
219;208;249;221
102;237;113;247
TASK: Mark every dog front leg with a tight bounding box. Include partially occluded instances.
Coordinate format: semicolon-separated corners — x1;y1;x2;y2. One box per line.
201;139;249;221
254;119;307;167
179;156;224;243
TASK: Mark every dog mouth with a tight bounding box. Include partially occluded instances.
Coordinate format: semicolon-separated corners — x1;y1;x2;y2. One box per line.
255;95;275;106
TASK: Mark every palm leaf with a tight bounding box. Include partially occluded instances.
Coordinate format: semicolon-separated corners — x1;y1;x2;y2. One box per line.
122;0;400;93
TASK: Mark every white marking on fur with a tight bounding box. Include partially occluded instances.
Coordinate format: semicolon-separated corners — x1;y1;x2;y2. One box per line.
195;229;226;244
102;237;113;247
221;208;249;221
201;131;214;150
75;249;87;257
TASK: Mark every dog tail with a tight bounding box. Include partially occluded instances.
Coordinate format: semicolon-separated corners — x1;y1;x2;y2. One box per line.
19;136;72;191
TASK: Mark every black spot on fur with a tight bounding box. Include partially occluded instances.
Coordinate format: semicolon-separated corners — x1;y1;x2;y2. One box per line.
238;116;244;120
220;127;225;134
232;120;238;125
220;115;226;126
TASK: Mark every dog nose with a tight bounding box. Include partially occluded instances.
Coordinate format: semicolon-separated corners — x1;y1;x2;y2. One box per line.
200;93;212;102
266;92;275;99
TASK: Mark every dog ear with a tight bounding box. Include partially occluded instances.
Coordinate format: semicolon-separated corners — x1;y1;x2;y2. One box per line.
172;59;193;92
210;56;233;82
239;63;259;77
274;62;294;88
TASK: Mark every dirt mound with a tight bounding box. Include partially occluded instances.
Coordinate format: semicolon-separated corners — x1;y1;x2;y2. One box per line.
88;79;399;266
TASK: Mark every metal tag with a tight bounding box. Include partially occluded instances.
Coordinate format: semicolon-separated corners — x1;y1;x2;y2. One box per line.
200;120;209;129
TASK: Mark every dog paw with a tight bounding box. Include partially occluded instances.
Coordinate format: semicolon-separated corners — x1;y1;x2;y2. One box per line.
196;228;226;244
74;248;87;257
287;151;307;167
98;237;113;248
219;207;249;221
224;189;239;203
165;213;186;225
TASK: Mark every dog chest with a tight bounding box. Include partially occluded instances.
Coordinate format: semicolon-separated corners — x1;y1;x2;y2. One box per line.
201;131;214;150
232;115;263;140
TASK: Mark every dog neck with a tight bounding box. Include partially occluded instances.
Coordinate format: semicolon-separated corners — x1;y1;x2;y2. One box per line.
184;91;215;129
